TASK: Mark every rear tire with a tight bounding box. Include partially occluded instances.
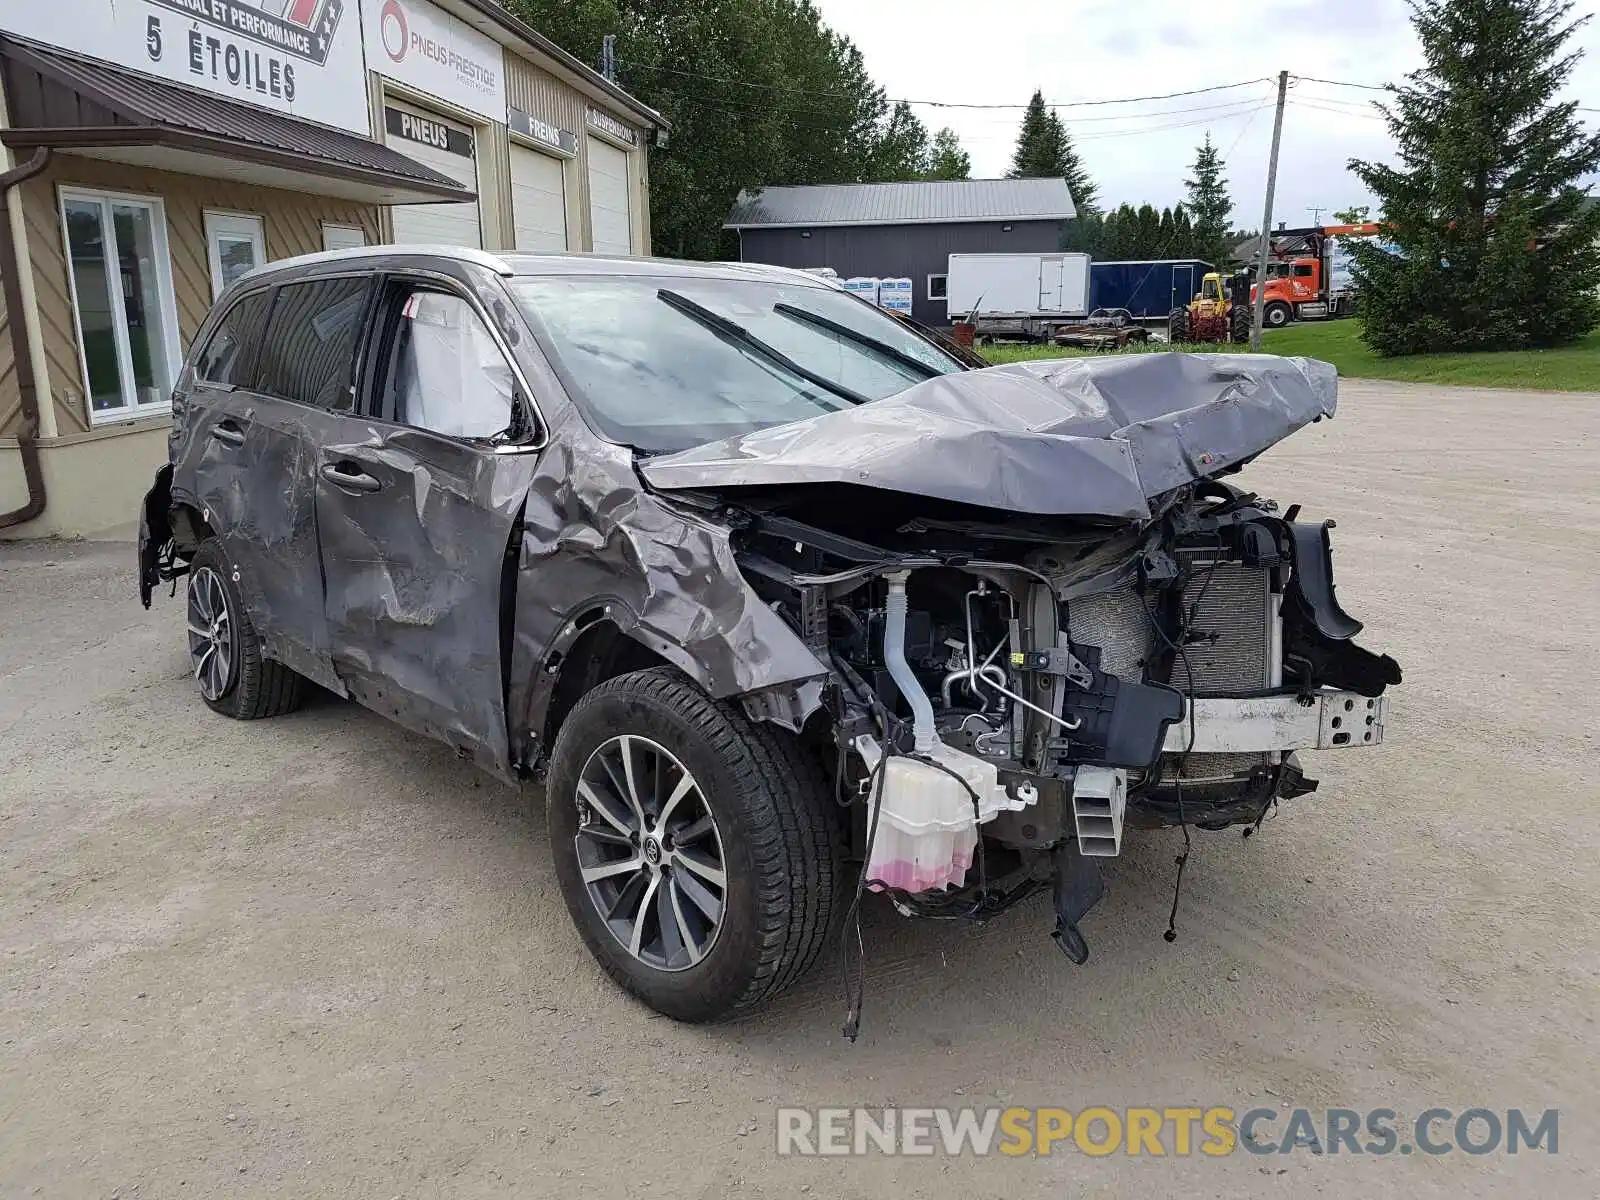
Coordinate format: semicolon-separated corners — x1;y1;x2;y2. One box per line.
546;668;843;1022
186;539;305;720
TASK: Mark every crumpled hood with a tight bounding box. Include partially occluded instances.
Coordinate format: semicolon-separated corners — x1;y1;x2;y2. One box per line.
639;352;1338;520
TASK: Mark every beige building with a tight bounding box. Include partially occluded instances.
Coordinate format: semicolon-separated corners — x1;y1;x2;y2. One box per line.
0;0;664;539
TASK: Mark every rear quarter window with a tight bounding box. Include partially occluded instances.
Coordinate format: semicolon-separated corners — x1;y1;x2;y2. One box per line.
193;291;272;387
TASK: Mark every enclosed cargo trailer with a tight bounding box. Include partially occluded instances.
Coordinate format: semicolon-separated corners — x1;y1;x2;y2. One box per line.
1088;259;1214;319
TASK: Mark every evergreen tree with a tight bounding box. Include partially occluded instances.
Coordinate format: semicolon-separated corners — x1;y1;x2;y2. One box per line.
1103;203;1140;258
1134;204;1162;256
1007;91;1057;178
1156;206;1177;257
1333;205;1371;224
1048;111;1100;216
1184;134;1234;267
923;127;972;180
1007;90;1100;214
1347;0;1600;354
1173;204;1196;259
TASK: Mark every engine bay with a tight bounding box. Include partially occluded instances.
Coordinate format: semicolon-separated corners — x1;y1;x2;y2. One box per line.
719;478;1402;958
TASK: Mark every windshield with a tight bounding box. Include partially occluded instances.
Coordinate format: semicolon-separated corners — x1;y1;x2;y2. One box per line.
508;274;965;453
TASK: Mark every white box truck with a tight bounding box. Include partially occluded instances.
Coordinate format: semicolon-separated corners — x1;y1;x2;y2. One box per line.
946;252;1092;341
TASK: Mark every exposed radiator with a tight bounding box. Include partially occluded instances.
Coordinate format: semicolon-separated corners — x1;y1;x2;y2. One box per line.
1066;550;1278;787
1171;547;1275;783
1173;549;1273;692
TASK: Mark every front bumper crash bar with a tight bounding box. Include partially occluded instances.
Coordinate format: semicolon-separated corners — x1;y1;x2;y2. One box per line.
1162;691;1388;754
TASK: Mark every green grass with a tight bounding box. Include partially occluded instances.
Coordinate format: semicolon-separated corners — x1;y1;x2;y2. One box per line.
981;320;1600;391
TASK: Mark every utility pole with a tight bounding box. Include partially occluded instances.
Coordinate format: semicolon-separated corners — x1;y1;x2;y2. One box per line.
1306;205;1324;226
1250;70;1289;352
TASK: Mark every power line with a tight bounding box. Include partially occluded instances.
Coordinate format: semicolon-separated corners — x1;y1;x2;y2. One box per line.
954;102;1270;144
950;95;1275;128
616;59;1272;110
1295;71;1600;114
1289;97;1390;122
1288;90;1385;111
1221;98;1275;162
1069;104;1271;141
1291;74;1390;91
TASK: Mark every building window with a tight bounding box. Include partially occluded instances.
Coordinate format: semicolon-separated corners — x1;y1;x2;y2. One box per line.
204;212;265;300
321;223;367;253
928;274;949;301
60;189;181;425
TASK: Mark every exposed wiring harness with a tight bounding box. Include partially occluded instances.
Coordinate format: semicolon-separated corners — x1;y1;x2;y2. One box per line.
1137;533;1224;944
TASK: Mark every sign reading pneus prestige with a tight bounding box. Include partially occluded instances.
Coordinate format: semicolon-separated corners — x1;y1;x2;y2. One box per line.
1;1;371;131
362;0;506;121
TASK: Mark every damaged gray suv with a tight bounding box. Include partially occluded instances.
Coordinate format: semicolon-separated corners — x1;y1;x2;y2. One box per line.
139;247;1400;1024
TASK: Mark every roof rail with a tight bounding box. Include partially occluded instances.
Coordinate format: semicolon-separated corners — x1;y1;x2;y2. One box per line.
243;244;517;280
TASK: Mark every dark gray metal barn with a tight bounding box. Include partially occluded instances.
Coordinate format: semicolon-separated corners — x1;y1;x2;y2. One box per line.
725;178;1076;328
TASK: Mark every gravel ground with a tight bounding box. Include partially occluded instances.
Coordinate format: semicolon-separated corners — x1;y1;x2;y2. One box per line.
2;379;1596;1198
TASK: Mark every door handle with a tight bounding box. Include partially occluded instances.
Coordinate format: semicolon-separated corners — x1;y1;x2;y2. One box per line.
320;462;382;494
209;422;246;447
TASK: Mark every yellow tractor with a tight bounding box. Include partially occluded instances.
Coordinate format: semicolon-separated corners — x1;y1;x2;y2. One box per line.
1168;271;1254;344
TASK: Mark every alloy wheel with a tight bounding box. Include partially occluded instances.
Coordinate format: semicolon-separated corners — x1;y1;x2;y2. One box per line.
186;566;235;702
573;734;728;972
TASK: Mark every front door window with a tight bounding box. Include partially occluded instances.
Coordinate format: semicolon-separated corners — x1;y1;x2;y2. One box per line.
60;189;181;423
205;212;266;299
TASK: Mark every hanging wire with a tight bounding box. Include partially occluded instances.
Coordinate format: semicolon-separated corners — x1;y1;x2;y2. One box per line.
617;59;1273;110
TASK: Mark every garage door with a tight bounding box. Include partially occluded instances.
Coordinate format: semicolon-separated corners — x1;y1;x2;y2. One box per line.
384;104;482;248
586;137;633;255
510;144;568;252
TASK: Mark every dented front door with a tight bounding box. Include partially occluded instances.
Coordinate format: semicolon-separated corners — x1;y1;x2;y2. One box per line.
313;424;539;781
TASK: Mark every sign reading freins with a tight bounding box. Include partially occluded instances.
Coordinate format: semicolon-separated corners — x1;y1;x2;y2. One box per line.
362;0;506;121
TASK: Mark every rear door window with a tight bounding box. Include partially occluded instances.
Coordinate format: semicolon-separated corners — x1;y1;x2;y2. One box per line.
193;291;272;388
255;276;371;410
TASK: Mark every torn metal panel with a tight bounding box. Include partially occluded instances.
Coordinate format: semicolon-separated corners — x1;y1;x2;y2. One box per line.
640;353;1338;518
505;409;830;767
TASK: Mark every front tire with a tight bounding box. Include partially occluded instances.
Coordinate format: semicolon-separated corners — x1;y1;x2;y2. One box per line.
546;668;842;1022
1264;300;1293;329
1168;307;1191;344
186;539;305;720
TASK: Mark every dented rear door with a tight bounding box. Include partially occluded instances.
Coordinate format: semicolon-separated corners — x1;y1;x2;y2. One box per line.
178;278;374;693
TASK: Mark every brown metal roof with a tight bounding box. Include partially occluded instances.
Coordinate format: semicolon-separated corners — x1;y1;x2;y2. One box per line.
0;36;473;204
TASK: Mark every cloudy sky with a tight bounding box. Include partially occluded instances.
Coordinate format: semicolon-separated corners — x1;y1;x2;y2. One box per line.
812;0;1600;228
